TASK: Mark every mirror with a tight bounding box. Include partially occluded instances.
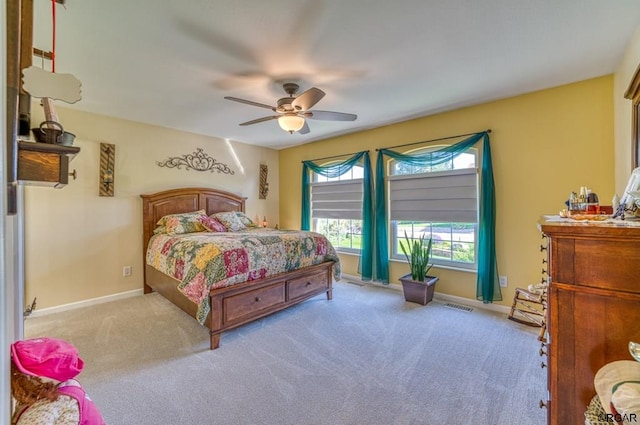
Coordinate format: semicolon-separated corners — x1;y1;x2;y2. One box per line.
625;63;640;169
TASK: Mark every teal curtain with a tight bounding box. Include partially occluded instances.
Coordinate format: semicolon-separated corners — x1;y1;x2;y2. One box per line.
301;151;375;280
375;131;501;302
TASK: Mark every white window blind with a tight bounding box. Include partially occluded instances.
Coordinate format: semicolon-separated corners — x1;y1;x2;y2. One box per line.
311;179;363;220
389;168;477;222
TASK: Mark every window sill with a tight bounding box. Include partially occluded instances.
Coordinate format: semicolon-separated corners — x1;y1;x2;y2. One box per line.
335;249;360;257
335;252;477;274
389;258;477;274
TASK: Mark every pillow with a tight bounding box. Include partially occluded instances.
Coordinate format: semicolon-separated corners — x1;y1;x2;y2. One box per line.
200;215;227;232
154;210;208;235
211;211;246;232
235;211;258;227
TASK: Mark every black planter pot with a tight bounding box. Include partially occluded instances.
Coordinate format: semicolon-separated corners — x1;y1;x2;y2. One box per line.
399;274;439;305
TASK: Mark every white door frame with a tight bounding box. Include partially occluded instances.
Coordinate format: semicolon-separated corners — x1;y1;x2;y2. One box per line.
1;0;22;421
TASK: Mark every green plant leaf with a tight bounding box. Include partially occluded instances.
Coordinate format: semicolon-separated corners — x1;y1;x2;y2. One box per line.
400;230;433;283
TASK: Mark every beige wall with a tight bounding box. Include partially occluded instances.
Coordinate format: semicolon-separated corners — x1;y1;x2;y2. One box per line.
279;76;615;306
24;105;279;309
614;27;640;194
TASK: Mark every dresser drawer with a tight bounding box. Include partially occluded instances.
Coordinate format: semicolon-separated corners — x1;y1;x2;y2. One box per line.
553;237;640;293
223;283;285;324
287;270;328;301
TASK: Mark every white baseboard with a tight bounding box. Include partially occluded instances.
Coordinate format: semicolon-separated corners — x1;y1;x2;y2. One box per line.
341;273;510;315
27;275;510;318
25;289;144;318
432;292;510;315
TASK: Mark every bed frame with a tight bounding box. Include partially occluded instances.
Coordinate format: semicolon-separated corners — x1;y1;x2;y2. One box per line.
140;187;334;349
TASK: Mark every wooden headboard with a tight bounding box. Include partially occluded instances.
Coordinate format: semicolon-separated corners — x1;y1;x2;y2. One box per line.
140;187;246;261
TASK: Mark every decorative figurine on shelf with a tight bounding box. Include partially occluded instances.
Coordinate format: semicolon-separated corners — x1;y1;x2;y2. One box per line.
10;337;106;425
613;167;640;220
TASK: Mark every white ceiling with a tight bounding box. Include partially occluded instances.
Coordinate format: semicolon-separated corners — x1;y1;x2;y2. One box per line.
32;0;640;150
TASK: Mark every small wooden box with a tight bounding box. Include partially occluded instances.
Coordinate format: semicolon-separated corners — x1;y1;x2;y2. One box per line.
18;141;80;188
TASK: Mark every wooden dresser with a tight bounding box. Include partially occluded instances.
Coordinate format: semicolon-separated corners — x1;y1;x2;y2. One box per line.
538;217;640;424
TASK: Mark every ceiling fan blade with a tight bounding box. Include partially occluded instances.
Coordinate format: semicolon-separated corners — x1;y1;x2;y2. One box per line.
224;96;276;111
298;121;310;134
291;87;325;111
306;110;357;121
239;116;279;126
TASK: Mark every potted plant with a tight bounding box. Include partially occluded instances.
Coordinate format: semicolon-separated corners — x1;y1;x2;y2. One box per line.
399;231;439;305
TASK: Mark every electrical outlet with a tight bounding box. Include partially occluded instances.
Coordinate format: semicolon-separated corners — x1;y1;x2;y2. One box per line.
123;266;132;277
499;275;508;288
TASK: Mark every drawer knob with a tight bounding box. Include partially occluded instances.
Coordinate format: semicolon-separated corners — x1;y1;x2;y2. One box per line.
254;297;261;302
306;281;312;286
539;400;547;409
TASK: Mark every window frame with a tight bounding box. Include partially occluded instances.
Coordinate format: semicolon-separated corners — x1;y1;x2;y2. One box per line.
387;146;479;271
311;163;365;254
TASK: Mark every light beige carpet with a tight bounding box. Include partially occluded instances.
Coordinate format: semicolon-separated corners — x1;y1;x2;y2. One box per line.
25;282;546;425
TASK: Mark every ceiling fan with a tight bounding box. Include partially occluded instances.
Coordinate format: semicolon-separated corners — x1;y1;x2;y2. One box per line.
224;82;357;134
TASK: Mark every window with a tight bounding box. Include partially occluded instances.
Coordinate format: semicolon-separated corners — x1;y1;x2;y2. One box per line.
389;149;478;270
311;165;364;253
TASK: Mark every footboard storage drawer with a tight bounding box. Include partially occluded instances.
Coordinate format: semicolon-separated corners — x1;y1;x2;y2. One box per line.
223;283;285;324
287;270;329;301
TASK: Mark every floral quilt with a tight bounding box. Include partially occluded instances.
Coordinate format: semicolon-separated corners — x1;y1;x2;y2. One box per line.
146;228;341;324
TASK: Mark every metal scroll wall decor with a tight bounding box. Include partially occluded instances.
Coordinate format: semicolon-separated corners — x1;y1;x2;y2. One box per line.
156;148;234;175
99;143;115;197
259;164;269;199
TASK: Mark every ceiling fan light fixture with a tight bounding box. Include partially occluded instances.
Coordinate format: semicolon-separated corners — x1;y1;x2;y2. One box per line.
278;115;305;133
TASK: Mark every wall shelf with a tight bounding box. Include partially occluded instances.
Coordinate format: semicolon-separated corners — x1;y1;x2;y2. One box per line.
18;141;80;188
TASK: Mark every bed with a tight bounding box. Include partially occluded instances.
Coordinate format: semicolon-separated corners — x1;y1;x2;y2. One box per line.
141;187;340;349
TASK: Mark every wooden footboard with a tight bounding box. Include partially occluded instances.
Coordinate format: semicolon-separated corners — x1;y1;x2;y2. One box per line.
140;188;335;349
145;262;333;349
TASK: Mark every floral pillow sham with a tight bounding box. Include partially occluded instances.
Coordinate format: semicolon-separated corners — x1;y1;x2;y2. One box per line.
154;210;257;235
211;211;246;232
235;211;258;227
154;210;209;235
200;215;227;232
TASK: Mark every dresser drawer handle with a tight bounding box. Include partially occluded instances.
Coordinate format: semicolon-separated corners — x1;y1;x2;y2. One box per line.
539;400;547;409
254;297;261;302
306;281;312;286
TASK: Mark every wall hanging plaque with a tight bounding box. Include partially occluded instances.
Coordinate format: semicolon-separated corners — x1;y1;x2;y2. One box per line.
259;164;269;199
157;148;234;174
99;143;115;197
